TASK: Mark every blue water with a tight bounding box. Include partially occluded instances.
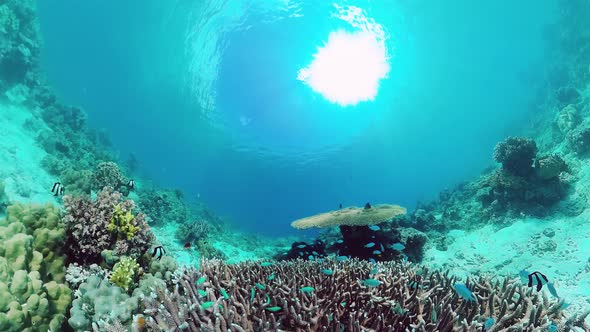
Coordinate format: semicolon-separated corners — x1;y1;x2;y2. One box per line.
37;0;556;235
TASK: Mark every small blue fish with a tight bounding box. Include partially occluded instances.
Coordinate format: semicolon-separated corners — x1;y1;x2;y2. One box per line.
369;258;376;264
336;239;343;244
261;262;273;267
548;322;558;332
250;287;255;301
337;255;348;261
547;282;559;298
364;242;376;248
196;276;207;285
220;288;229;299
368;225;380;231
300;286;314;293
312;251;319;255
297;244;306;249
267;274;275;281
255;283;266;290
298;252;303;256
197;289;207;297
484;317;494;330
201;301;214;309
390;243;405;251
370;267;379;275
379;243;384;252
408;280;421;289
321;269;334;275
308;255;315;260
361;278;381;287
372;250;382;255
454;284;476;301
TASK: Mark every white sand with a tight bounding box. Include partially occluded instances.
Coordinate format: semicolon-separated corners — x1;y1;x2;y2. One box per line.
0;101;56;206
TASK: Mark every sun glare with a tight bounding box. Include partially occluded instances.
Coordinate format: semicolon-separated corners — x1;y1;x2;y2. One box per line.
298;30;390;107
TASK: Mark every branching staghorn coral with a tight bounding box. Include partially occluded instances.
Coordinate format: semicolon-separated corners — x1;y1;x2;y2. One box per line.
142;259;588;331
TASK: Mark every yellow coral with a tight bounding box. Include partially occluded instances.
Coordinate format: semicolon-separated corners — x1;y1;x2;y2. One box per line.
109;256;139;292
107;205;139;240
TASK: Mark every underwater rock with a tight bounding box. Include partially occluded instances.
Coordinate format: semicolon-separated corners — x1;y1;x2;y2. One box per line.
542;228;555;238
555;192;587;217
555;86;580;106
567;125;590;155
139;188;190;226
493;137;538;177
534;155;567;180
412;208;436;231
556;104;578;134
538;239;558;253
476;186;494;207
176;219;210;244
398;227;428;261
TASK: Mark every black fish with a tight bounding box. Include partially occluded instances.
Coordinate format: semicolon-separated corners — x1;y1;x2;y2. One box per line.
364;202;371;209
528;271;548;292
127;179;135;190
51;182;64;196
151;245;166;260
339;203;342;209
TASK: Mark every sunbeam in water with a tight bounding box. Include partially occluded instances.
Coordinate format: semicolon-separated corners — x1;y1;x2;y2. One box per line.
297;29;390;106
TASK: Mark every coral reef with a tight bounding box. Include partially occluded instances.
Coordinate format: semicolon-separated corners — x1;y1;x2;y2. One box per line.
148;255;178;283
68;275;139;331
0;0;39;92
65;263;105;290
62;187;154;265
143;259;587;331
0;203;71;332
568;124;590;155
108;205;140;240
493;137;538;177
195;239;228;260
556;104;578;134
534;155;567;180
92;161;129;194
109;256;139;293
138;188;189;226
176;218;210;243
0;180;7;212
